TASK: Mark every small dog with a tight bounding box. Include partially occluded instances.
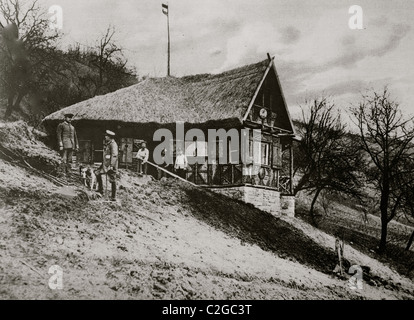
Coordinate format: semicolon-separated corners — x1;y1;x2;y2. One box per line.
79;165;97;191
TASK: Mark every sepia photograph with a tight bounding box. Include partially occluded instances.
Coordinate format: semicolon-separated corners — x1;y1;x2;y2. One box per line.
0;0;414;307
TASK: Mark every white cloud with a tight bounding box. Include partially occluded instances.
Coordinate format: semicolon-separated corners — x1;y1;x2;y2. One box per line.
214;21;279;72
209;47;222;56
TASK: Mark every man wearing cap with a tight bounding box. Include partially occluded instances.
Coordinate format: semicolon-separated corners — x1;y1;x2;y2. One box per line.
96;130;118;201
56;113;79;176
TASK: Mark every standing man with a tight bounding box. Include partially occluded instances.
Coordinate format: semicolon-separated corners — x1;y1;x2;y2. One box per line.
56;113;79;177
135;142;149;175
174;148;188;179
96;130;118;201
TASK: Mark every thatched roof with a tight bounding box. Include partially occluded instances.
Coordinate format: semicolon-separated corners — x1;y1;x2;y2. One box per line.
43;59;272;126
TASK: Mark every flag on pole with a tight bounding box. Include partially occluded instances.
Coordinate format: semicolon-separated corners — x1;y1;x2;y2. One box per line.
162;3;170;76
162;3;168;16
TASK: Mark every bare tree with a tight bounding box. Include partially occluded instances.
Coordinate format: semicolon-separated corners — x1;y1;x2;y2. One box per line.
89;25;131;95
294;97;363;225
351;88;414;253
0;0;60;119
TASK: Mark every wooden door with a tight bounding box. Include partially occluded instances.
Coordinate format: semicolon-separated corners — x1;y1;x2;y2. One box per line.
78;140;93;164
120;138;133;164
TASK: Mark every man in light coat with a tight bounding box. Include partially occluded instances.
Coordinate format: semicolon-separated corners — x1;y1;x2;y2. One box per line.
174;147;188;179
135;142;149;175
96;130;118;201
56;113;79;176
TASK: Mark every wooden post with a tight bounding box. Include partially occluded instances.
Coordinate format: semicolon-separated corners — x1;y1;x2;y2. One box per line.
219;164;222;184
289;144;293;194
91;143;94;164
334;237;344;276
167;7;170;76
125;144;128;170
276;169;279;190
207;164;211;185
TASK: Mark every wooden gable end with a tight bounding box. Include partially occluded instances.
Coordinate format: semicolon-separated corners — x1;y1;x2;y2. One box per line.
244;60;294;133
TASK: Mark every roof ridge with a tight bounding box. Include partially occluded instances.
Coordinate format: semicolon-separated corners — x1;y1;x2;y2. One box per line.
191;69;267;86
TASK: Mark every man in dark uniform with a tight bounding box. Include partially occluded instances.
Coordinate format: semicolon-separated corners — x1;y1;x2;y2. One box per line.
96;130;118;201
56;113;79;176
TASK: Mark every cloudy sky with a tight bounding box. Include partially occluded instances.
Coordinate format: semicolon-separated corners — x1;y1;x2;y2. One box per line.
40;0;414;118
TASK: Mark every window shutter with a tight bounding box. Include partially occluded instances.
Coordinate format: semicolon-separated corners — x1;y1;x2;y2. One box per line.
272;140;282;169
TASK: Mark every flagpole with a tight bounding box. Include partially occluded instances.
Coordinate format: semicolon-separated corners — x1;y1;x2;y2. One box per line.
167;6;170;77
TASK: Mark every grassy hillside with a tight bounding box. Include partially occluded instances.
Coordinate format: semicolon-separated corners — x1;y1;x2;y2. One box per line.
296;193;414;280
0;121;413;300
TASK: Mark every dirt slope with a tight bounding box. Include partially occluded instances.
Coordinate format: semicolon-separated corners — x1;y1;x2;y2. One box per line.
0;121;413;300
0;158;413;300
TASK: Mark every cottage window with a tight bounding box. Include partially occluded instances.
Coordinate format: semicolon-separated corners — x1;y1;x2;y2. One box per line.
228;140;239;164
209;139;226;164
185;141;195;157
120;138;133;163
272;139;282;169
248;130;266;166
247;138;253;163
250;138;261;166
185;140;207;157
172;139;184;156
261;142;270;166
198;141;208;157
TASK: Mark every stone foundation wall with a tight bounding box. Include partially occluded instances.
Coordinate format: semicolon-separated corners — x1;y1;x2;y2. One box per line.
209;186;294;217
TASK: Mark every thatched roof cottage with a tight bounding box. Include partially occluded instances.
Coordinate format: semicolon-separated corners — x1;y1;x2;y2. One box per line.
43;55;297;217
